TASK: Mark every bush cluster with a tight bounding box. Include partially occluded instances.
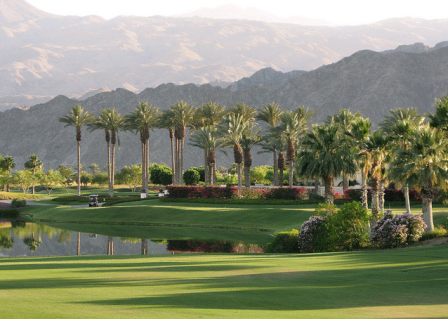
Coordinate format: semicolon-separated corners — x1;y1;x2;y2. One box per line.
167;240;234;253
11;198;27;208
166;186;238;199
343;188;423;202
263;187;307;200
0;208;19;218
370;211;426;248
265;229;300;253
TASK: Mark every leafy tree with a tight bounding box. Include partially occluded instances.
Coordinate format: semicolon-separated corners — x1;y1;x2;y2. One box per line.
40;169;64;194
91;172;108;187
59;105;94;196
58;165;74;191
389;125;448;232
183;168;200;185
149;164;172;185
116;165;142;192
12;170;35;193
80;172;92;187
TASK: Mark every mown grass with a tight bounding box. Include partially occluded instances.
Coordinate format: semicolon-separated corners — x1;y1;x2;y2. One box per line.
0;246;447;319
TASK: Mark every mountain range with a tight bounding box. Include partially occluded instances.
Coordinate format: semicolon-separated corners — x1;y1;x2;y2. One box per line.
1;43;448;171
2;0;448;110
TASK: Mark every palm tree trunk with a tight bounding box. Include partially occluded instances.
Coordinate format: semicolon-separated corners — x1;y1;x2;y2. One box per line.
244;165;250;188
107;237;114;255
175;137;180;184
379;180;385;211
279;169;284;187
323;175;334;204
145;137;149;192
422;196;434;233
170;129;175;185
77;140;81;196
289;161;294;187
404;185;411;213
141;140;146;193
361;174;368;209
141;239;147;255
342;174;349;192
237;163;243;190
371;178;380;226
107;139;111;197
77;232;80;256
273;150;278;186
180;138;185;185
204;150;209;184
32;168;35;194
110;141;115;198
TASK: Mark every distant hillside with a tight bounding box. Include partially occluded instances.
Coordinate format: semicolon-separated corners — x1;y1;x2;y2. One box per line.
1;45;448;172
1;1;448;110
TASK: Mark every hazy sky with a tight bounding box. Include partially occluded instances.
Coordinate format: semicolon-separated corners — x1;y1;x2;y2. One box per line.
26;0;448;25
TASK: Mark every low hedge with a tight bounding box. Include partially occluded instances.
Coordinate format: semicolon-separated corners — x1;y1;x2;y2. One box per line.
0;208;20;218
160;197;324;205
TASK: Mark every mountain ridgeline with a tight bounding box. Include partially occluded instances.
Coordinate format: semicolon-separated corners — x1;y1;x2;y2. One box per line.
2;0;448;109
1;45;448;171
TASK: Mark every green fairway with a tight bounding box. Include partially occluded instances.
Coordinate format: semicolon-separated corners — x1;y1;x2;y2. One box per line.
0;246;447;318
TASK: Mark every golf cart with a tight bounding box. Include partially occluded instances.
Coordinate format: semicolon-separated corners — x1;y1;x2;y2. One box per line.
89;195;99;207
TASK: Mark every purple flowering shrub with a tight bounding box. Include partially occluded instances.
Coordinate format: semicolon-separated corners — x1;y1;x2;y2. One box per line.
297;215;327;253
370;211;426;248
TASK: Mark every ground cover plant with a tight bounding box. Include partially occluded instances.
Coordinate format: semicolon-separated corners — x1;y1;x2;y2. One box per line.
0;246;447;319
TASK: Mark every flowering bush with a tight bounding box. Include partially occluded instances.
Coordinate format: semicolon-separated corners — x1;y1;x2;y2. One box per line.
166;186;237;199
333;191;344;200
370;211;426;248
263;187;307;200
237;188;264;199
297;215;327;253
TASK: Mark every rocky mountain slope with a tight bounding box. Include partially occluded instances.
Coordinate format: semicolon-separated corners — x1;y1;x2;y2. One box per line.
1;0;448;110
1;45;448;172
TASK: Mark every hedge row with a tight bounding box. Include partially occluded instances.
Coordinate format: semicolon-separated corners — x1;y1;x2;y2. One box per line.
0;208;20;218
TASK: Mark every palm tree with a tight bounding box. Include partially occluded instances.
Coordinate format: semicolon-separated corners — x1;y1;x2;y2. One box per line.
189;126;223;184
228;102;256;123
88;108;124;197
218;113;248;190
428;95;448;131
389;125;448;232
158;110;177;184
59;105;94;196
24;154;43;194
125;102;160;194
170;101;196;185
297;124;356;204
380;108;425;213
1;156;15;192
240;124;263;187
193;103;227;183
88;163;100;175
326;109;362;191
347;117;372;209
256;103;283;186
274;107;314;187
363;130;390;223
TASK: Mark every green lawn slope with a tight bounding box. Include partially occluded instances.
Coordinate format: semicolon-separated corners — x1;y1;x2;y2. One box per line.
1;246;447;318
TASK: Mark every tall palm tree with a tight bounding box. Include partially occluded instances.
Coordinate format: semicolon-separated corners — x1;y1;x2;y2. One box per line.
389;125;448;232
88;108;124;197
1;156;15;192
240;124;263;187
193;103;227;183
24;154;43;194
380;108;424;213
170;101;196;185
347;117;372;209
326;109;362;191
428;95;448;131
274;107;314;187
59;105;94;196
363;130;390;223
297;124;356;204
256;103;284;186
228;102;256;123
125;102;160;194
218;113;248;190
189;126;223;184
158;110;177;184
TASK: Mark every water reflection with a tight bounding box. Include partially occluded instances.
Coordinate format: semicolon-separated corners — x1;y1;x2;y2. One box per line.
0;220;264;257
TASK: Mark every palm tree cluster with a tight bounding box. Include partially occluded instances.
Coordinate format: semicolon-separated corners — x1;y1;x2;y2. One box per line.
58;96;448;232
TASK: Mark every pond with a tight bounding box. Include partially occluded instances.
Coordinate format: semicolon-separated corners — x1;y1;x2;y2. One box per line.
0;220;264;257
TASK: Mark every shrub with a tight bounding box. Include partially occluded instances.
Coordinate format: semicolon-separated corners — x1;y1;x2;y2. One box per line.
0;208;19;218
11;198;26;208
308;189;325;201
166;186;238;199
263;187;307;200
370;211;426;248
150;164;172;185
265;229;300;253
297;216;327;253
183;168;200;185
421;226;448;241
